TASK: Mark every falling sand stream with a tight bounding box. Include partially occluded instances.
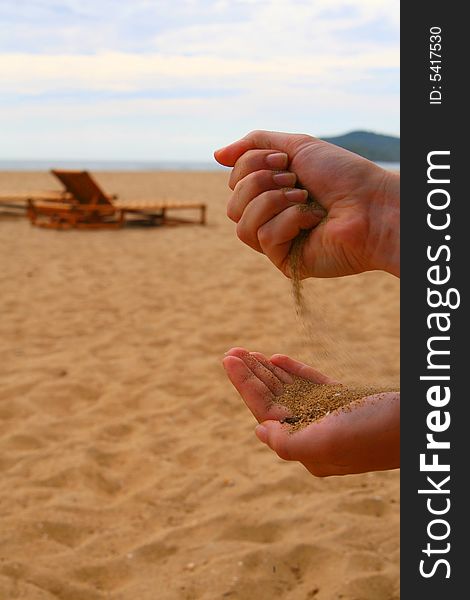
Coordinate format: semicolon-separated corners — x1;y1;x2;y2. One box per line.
271;199;399;430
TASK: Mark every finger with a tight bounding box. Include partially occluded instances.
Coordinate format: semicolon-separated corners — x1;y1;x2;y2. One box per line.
225;347;285;395
229;149;289;190
236;188;309;252
227;169;297;223
257;392;400;476
257;205;324;270
249;352;294;384
256;419;334;476
222;356;290;422
270;354;337;384
254;420;295;461
214;130;313;167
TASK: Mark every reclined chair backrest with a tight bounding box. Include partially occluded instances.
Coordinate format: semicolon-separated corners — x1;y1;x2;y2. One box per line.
51;170;113;206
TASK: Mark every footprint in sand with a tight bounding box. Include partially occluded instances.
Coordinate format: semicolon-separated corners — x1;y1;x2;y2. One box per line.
336;496;388;518
39;520;93;548
337;573;398;600
3;433;45;451
71;559;133;593
131;540;178;563
218;521;281;544
32;381;101;417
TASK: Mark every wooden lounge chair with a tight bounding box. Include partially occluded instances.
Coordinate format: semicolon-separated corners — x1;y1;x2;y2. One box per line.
0;189;71;216
26;169;207;229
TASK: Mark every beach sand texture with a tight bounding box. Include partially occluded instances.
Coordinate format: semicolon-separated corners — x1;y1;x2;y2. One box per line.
0;171;399;600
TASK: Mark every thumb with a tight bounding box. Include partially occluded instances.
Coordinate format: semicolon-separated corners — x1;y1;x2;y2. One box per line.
214;138;253;167
214;130;306;167
255;420;293;461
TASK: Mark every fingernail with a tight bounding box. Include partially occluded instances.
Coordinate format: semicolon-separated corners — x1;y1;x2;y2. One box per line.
255;424;268;443
284;188;308;202
266;152;288;169
272;171;296;187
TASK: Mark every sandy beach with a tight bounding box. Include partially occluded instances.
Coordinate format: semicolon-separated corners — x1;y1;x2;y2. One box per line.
0;170;400;600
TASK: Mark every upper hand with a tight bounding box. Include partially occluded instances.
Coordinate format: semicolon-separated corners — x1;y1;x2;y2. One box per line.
215;130;400;279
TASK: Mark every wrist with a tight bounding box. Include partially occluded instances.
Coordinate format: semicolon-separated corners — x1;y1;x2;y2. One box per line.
369;169;400;277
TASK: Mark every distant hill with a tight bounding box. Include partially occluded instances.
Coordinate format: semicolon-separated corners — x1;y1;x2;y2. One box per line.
322;131;400;162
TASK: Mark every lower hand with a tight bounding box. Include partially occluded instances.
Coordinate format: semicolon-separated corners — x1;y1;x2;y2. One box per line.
223;347;400;477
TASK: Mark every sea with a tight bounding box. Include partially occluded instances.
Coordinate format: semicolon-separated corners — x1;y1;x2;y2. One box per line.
0;160;400;172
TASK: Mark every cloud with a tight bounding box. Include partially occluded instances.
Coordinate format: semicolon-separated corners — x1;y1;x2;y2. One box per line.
0;0;399;159
1;0;399;97
1;0;398;55
149;0;399;59
0;49;398;97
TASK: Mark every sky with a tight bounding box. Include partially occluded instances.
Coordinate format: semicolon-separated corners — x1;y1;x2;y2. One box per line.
0;0;399;162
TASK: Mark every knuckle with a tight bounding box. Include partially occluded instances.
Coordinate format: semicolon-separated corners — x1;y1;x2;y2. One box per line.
247;170;274;198
226;188;242;222
271;353;288;362
228;169;237;190
245;130;274;150
236;221;250;245
226;202;237;222
249;168;268;185
246;129;264;139
299;133;315;143
233;177;245;196
234;148;256;167
257;224;272;247
263;190;284;214
290;133;315;153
